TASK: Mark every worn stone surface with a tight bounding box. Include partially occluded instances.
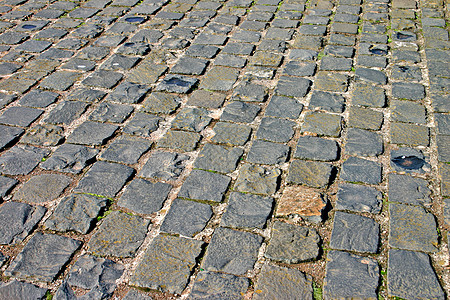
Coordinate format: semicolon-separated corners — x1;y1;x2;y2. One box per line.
0;106;43;127
14;174;71;204
0;0;447;297
256;117;295;143
253;264;313;300
5;233;81;282
21;124;64;146
45;193;107;234
302;112;341;137
287;160;333;188
389;203;438;253
265;221;320;263
351;83;386;107
212;122;252;146
122;112;161;137
234;164;280;195
118;178;172;215
221;101;260;123
390;122;429;146
100;135;151;165
323;251;379;300
0;280;47;299
41;144;98;174
0;202;46;245
388;250;445;299
202;227;263;275
74;161;134;198
0;175;17;200
131;235;203;294
0;145;49;175
172;108;212;132
265;95;303;119
295;136;339;161
247;140;289;165
67;121;118;146
221;192;273;229
346;128;383;157
88;211;149;258
189;271;249;300
0;125;24;150
336;183;382;214
341;157;382;184
179;169;230;202
156;130;201;152
67;255;124;298
277;185;327;223
330;211;379;253
160;198;212;237
194;143;243;174
348;106;384;130
139;151;189;181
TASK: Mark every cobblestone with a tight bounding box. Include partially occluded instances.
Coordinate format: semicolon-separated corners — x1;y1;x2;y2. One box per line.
0;0;448;298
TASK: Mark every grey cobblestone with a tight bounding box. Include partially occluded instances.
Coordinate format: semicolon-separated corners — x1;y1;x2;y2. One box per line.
0;0;448;297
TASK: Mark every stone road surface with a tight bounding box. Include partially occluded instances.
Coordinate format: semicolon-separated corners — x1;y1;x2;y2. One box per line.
0;0;448;298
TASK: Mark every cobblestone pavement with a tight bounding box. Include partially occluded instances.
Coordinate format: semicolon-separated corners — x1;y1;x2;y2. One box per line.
0;0;448;298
